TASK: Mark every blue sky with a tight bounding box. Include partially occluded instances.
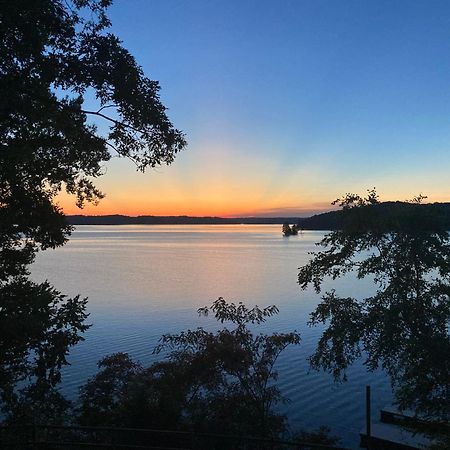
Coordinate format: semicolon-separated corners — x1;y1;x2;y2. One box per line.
65;0;450;216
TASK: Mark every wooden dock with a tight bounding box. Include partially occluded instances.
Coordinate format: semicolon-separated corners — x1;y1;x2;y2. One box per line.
360;405;435;449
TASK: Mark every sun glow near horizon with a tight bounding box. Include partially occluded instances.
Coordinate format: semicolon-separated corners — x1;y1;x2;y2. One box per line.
57;150;450;218
57;143;340;217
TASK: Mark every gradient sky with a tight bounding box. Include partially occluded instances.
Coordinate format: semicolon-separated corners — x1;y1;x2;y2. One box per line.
61;0;450;217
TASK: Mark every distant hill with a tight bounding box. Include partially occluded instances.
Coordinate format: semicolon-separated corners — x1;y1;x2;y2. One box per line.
67;202;450;230
298;201;450;230
297;210;343;230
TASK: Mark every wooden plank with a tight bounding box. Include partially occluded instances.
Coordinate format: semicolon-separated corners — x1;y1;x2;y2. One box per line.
380;405;423;424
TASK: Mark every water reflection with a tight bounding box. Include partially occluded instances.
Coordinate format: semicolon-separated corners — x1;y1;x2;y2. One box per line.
32;225;391;448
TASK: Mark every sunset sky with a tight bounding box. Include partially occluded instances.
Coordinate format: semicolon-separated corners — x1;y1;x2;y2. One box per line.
61;0;450;217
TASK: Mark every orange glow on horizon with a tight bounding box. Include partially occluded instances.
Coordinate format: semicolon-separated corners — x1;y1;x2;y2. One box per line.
58;195;330;218
57;188;450;218
54;141;450;219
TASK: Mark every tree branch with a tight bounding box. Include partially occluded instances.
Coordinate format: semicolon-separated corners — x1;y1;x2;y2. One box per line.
105;141;139;168
81;109;144;135
96;104;118;114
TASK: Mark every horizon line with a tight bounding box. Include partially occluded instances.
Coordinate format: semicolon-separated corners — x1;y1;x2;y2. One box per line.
65;213;326;219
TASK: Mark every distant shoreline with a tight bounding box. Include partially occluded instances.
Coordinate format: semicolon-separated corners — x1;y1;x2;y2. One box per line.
66;211;340;230
67;215;309;226
67;201;450;230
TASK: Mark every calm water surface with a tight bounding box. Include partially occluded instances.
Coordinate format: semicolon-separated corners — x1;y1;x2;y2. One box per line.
32;225;392;448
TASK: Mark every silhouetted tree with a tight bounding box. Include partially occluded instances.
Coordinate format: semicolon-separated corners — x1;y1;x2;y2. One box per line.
283;223;300;236
0;0;186;423
283;223;298;236
282;223;292;236
78;299;301;440
298;190;450;423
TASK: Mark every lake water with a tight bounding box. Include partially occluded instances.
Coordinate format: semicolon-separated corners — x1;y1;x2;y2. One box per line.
31;225;392;448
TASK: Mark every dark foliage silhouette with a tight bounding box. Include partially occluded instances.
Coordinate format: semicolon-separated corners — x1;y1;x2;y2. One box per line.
298;190;450;424
282;223;299;236
78;299;302;440
0;0;186;423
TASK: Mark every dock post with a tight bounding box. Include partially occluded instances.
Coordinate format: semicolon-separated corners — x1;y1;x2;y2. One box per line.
366;385;371;449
